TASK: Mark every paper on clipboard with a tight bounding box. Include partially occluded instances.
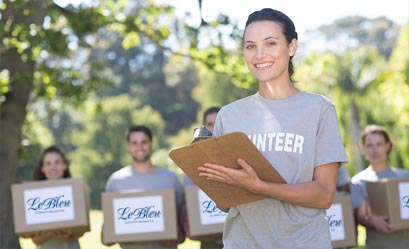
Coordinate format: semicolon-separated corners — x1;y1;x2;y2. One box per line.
168;132;286;210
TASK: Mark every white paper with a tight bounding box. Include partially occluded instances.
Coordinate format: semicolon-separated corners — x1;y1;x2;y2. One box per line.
113;195;165;235
398;182;409;220
326;203;345;241
198;189;227;225
24;185;75;225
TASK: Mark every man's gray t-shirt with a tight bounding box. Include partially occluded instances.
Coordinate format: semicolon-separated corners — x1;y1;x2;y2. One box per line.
213;91;348;249
105;165;184;249
351;167;409;249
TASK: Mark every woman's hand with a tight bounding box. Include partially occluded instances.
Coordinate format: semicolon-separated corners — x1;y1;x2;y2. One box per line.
198;157;262;193
28;231;53;245
368;215;394;234
356;203;393;234
199;159;339;209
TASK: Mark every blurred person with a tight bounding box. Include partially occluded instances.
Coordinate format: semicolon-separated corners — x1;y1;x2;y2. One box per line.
351;124;409;248
183;107;223;249
27;145;85;249
184;106;220;186
197;8;348;248
103;125;185;249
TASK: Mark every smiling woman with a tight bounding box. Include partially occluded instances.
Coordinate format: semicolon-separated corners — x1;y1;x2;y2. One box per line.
196;8;348;249
351;124;409;249
24;145;86;249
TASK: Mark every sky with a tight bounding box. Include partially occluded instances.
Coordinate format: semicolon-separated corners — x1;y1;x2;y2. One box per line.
56;0;408;36
156;0;409;36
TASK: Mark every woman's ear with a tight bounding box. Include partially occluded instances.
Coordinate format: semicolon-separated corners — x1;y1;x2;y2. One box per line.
288;39;298;56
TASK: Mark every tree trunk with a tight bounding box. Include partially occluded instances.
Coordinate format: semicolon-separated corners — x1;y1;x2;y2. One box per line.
0;1;47;247
349;99;364;172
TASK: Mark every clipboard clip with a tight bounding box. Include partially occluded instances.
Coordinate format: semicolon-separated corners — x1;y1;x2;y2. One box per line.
192;125;213;143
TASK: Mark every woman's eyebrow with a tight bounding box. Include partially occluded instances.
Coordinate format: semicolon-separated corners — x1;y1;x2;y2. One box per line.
245;36;279;43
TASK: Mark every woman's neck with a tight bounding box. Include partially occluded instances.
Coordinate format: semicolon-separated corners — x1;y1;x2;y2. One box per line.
369;162;389;172
259;81;298;100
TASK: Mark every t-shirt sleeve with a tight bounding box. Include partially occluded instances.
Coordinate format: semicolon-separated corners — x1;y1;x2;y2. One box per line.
105;175;115;192
314;105;348;167
337;165;351;187
173;173;184;207
350;178;366;209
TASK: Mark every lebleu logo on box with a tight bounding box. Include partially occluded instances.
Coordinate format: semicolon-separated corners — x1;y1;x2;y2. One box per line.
198;189;227;225
326;203;345;241
24;185;75;225
113;195;165;235
398;182;409;220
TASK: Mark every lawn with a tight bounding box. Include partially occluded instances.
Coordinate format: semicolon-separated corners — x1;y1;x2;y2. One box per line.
20;210;365;248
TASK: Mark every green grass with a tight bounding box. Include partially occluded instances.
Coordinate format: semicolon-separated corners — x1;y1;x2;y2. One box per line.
20;210;365;249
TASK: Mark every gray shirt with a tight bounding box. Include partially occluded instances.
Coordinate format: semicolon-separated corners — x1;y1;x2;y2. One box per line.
105;165;184;249
351;167;409;249
213;91;348;249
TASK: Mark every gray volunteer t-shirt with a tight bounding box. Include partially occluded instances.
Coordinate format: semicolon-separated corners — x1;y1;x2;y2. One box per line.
213;91;348;249
351;167;409;249
105;165;184;249
105;165;183;205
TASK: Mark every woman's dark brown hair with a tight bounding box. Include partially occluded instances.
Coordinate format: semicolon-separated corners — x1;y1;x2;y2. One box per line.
244;8;298;82
32;145;71;180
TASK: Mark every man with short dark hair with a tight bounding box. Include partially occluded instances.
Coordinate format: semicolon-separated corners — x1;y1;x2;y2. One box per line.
104;125;185;249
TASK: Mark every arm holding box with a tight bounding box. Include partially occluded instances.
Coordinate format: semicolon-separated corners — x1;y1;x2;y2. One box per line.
24;231;53;245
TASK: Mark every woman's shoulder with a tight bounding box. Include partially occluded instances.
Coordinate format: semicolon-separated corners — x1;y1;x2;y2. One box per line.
351;168;373;183
222;94;255;108
299;91;335;106
390;167;409;178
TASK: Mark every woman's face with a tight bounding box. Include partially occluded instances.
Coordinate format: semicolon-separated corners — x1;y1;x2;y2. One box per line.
244;20;297;83
362;133;390;165
41;152;67;180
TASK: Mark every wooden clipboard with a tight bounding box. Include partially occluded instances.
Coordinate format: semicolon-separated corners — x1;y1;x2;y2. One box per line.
169;132;286;210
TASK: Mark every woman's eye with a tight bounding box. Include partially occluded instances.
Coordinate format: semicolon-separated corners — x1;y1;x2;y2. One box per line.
245;44;255;49
266;41;275;46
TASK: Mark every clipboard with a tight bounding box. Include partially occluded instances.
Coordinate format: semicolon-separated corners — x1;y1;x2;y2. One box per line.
169;132;286;210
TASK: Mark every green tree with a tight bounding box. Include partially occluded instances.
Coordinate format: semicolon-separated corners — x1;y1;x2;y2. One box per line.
0;1;107;246
312;16;400;58
296;46;388;172
0;0;201;246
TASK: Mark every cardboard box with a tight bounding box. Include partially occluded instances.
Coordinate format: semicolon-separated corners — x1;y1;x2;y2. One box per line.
326;193;356;249
169;132;286;210
102;188;178;244
185;186;227;236
11;178;90;236
367;177;409;230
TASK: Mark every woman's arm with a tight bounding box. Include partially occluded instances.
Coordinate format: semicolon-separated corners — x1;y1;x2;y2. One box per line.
198;158;339;209
355;202;393;234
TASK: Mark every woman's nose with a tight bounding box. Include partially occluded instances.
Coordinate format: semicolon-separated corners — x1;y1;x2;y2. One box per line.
256;45;267;58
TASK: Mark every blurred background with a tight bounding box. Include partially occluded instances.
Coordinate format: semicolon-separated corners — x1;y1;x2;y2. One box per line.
1;0;408;247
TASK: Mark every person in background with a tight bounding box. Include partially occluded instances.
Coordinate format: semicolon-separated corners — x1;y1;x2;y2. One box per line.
103;125;185;249
184;106;220;186
183;107;223;249
27;145;85;249
337;165;351;193
197;8;348;248
202;106;220;134
351;124;409;249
